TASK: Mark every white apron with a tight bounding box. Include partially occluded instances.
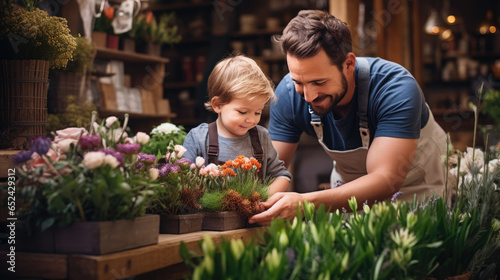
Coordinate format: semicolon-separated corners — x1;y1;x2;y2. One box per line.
310;58;447;201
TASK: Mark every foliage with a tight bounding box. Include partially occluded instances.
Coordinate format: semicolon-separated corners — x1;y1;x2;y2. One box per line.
133;11;181;46
47;95;98;133
140;122;187;157
0;5;76;69
481;88;500;134
15;114;159;232
61;36;94;73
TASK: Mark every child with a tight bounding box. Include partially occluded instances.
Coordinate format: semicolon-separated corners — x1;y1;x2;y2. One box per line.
182;55;291;195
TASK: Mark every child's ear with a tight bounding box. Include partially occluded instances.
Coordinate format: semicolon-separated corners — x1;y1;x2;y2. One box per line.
211;97;222;113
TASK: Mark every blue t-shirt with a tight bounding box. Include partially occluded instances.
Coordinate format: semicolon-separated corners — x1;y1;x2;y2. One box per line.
269;57;429;150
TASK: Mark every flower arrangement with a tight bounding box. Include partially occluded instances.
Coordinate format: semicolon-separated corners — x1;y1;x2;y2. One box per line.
0;1;76;69
15;114;159;232
199;155;270;218
93;4;115;35
140;122;187;157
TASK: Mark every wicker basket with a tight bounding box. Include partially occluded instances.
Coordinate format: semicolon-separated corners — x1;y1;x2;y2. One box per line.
0;60;49;150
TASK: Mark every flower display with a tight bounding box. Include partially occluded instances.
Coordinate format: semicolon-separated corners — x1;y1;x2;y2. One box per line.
15;113;159;231
140;122;187;157
0;4;76;69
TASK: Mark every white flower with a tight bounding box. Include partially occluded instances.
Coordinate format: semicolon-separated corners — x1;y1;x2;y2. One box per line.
174;145;187;158
82;151;105;169
105;116;119;128
149;168;159;181
103;154;120;168
196;156;205;168
484;159;500;174
462;147;484;172
151;122;180;135
135;132;150;145
113;129;128;142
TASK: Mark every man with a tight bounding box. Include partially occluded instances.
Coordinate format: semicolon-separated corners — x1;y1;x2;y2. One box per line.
249;10;447;225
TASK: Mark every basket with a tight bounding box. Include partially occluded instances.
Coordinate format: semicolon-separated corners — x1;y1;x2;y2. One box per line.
0;60;49;150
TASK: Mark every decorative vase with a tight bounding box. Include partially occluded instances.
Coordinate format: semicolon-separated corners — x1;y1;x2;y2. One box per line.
159;213;203;234
202;211;246;231
91;31;107;48
17;215;160;255
106;34;119;49
0;60;49;150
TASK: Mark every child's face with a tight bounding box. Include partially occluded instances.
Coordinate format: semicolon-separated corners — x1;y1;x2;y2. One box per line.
213;96;267;138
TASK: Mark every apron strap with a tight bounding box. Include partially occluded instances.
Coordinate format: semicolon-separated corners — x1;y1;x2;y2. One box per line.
207;121;221;165
207;121;264;180
356;57;371;148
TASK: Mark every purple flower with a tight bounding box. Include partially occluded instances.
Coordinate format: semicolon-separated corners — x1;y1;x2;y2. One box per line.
100;148;124;164
137;153;156;163
136;162;144;169
31;136;51;155
116;143;141;154
14;150;34;164
170;165;181;173
175;158;192;171
391;191;403;202
157;163;171;178
79;135;102;150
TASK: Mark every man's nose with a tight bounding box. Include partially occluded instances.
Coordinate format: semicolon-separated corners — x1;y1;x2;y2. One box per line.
302;85;317;103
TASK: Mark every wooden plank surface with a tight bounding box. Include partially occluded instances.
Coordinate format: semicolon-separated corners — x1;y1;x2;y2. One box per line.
67;228;265;280
0;252;68;279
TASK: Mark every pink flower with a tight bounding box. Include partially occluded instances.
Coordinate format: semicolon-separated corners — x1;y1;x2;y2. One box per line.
105;116;119;128
174;145;187;158
30;149;59;169
56;138;78;153
199;163;220;177
103;154;120;168
116;143;141;154
53;127;88;144
195;156;205;168
149;168;159;181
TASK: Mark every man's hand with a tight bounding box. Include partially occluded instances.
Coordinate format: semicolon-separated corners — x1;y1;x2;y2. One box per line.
248;192;305;226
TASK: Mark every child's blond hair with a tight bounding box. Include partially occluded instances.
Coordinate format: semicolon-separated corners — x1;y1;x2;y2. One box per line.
205;54;275;112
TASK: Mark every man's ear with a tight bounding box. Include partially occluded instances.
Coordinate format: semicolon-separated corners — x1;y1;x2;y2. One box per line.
344;52;356;70
211;97;221;113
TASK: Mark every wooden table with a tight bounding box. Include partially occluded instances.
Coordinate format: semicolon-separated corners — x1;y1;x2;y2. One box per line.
0;228;265;280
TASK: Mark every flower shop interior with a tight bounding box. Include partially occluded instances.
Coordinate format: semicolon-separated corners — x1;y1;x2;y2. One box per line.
1;0;500;279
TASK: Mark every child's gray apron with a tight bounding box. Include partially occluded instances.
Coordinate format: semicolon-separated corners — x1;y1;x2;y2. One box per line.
310;58;447;201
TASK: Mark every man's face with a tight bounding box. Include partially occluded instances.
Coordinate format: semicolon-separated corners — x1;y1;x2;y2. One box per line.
287;49;349;115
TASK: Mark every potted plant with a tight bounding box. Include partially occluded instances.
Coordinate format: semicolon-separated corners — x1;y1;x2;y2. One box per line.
93;3;117;49
140;122;187;158
147;143;204;234
199;155;270;231
134;11;181;56
14;113;160;255
0;0;76;150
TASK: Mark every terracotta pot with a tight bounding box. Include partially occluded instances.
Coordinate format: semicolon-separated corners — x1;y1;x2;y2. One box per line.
106;34;119;49
159;213;203;234
202;211;246;231
17;215;160;255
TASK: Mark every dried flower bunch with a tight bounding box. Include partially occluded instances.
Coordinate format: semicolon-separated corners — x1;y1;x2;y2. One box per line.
15;113;159;231
0;2;76;69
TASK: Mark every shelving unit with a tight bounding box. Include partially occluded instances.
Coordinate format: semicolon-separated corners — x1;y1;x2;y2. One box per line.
93;46;176;132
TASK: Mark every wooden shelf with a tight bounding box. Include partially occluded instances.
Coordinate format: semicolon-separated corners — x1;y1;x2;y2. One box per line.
98;110;176;120
0;228;264;280
94;47;170;64
164;81;199;89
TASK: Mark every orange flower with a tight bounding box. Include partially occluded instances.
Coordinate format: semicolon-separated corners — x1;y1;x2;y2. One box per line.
241;163;252;171
232;161;241;169
222;168;237;177
225;160;232;167
103;5;114;20
146;11;153;25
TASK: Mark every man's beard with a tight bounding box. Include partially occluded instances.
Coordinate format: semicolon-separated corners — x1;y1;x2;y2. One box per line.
310;73;348;115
